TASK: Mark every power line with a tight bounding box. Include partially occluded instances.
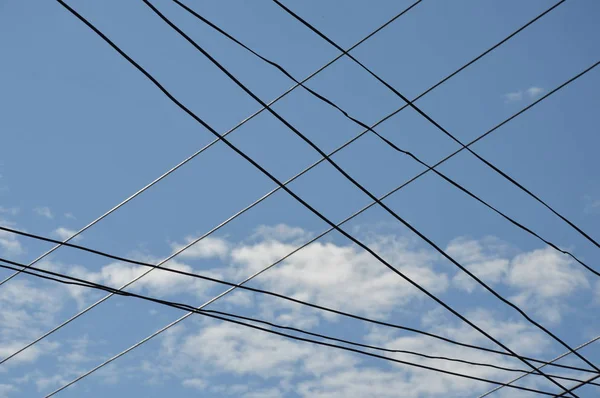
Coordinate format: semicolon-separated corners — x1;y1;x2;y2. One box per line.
143;0;593;390
3;55;597;373
0;0;422;291
48;2;598;394
272;0;600;252
3;0;593;370
478;335;600;397
1;229;594;375
173;0;597;278
0;275;554;398
1;258;596;390
555;374;600;397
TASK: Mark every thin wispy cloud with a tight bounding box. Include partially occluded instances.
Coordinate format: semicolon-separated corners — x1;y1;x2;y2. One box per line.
504;86;545;103
33;206;54;219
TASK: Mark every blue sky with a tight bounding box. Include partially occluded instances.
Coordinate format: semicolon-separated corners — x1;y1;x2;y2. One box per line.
0;0;599;397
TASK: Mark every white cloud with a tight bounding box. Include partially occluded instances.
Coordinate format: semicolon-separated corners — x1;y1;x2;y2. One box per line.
229;234;447;318
504;86;544;102
64;212;76;220
0;384;17;398
34;206;53;219
51;227;82;242
170;236;229;259
0;229;23;256
252;224;312;243
0;207;19;216
182;378;207;390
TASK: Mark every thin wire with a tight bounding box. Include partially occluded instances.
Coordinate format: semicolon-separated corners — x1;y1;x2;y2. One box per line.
1;228;595;375
53;2;599;393
39;46;600;396
0;258;594;391
4;56;597;373
0;267;554;398
144;0;594;388
174;0;597;278
555;374;600;397
51;0;577;393
2;0;589;368
272;0;600;251
478;335;600;397
0;0;423;290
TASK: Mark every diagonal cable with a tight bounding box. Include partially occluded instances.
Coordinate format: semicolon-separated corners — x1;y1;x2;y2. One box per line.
478;335;600;397
50;1;592;394
0;258;593;395
146;0;595;385
272;0;600;251
174;0;598;278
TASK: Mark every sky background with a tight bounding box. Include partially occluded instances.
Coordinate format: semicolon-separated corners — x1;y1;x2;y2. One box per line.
0;0;599;397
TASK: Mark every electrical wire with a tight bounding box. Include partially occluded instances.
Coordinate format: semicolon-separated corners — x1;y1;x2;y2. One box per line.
173;0;597;278
0;258;577;397
143;0;594;391
555;374;600;397
0;0;423;291
478;335;600;397
272;0;600;252
2;57;597;373
0;231;594;375
44;3;599;394
3;1;594;371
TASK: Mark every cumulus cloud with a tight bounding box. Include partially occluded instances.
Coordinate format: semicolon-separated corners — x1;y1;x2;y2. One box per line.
170;236;229;260
34;206;54;219
51;227;82;242
0;229;23;256
504;86;544;103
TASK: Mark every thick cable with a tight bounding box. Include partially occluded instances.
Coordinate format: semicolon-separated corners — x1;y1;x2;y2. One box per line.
272;0;599;251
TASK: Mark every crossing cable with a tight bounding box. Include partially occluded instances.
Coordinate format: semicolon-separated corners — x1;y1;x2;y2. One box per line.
22;56;600;395
51;1;592;394
272;0;600;251
145;0;596;383
0;258;594;394
479;335;600;397
0;0;422;291
555;374;600;397
3;56;597;373
0;261;559;398
2;1;590;367
173;0;598;278
1;228;595;375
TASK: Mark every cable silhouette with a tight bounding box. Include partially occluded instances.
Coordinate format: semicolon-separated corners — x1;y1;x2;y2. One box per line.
144;0;595;388
272;0;600;252
0;0;423;291
1;230;595;375
40;2;594;395
479;335;600;397
0;266;557;398
3;2;593;370
3;57;597;375
555;374;600;397
173;0;597;278
57;0;594;388
2;258;597;389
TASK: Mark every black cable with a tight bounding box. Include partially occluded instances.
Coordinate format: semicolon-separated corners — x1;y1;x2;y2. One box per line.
174;0;598;279
2;61;598;372
0;232;593;376
555;374;600;397
0;258;588;395
272;0;600;252
142;1;594;392
52;2;597;393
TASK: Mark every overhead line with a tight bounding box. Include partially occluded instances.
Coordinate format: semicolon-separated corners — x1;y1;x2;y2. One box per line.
272;0;599;251
0;259;568;397
1;229;595;375
174;0;597;278
143;0;595;389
